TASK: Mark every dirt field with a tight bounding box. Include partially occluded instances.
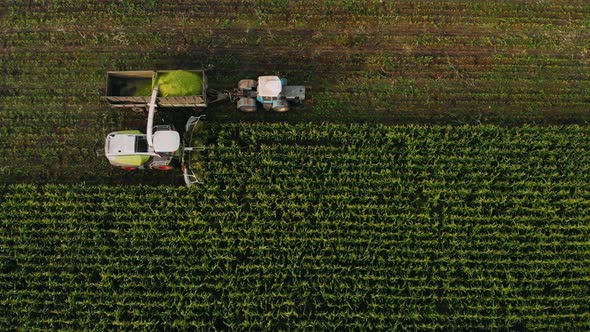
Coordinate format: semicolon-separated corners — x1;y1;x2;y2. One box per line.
3;0;589;182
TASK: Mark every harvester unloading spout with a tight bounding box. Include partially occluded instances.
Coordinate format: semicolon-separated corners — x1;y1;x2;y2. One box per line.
146;85;159;150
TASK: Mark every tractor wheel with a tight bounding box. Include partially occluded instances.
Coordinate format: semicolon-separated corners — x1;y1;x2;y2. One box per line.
238;79;257;90
237;97;257;112
240;106;257;113
273;106;289;112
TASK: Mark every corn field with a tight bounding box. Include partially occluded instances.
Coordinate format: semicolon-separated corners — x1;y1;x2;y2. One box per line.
2;124;590;330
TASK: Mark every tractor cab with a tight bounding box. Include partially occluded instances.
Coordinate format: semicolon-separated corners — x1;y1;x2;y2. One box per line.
256;76;288;111
236;75;304;113
105;126;180;170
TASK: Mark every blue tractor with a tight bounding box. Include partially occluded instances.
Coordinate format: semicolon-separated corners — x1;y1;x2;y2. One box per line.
234;75;305;112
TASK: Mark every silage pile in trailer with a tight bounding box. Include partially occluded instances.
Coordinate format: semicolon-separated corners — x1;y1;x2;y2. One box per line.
132;81;153;96
155;70;203;97
122;79;152;96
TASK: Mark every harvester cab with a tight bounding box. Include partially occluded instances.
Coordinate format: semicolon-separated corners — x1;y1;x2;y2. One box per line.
104;85;181;170
104;128;180;171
